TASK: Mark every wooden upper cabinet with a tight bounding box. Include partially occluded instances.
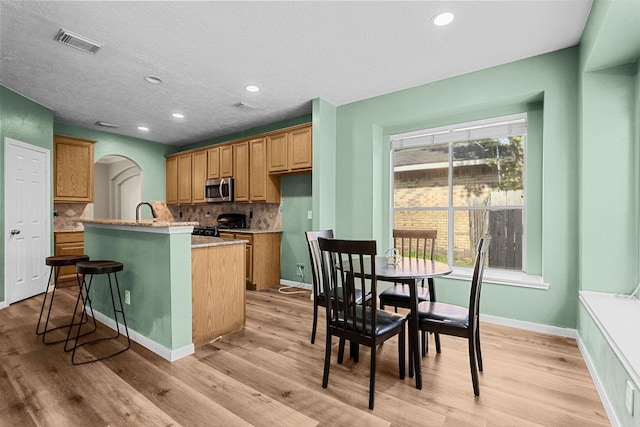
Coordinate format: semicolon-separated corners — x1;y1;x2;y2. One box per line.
267;133;288;173
166;156;178;205
220;145;233;177
191;150;207;203
233;142;249;202
54;135;95;202
250;138;280;203
288;126;312;171
207;147;220;179
178;153;192;204
267;125;312;174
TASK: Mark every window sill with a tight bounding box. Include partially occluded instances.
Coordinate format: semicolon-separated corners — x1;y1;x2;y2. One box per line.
446;266;548;289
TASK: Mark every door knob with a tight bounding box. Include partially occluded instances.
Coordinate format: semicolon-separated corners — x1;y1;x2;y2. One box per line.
10;229;20;235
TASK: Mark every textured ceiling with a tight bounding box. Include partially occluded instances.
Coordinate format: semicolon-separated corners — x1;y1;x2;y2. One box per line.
0;1;593;146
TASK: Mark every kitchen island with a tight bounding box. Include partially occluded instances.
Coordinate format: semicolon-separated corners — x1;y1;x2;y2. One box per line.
82;220;246;360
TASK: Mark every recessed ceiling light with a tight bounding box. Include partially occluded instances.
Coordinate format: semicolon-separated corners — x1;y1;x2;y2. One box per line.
172;113;184;119
432;12;455;27
137;126;149;131
245;85;260;93
143;75;162;84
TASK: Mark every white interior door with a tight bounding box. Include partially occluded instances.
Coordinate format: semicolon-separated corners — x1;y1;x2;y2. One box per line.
4;138;50;304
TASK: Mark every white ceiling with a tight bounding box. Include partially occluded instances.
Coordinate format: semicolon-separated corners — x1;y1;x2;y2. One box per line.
0;1;593;146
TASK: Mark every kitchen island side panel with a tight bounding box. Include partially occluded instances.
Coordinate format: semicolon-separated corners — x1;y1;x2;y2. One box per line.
83;226;192;351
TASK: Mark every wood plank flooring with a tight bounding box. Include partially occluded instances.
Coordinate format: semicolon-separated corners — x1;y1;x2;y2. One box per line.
0;286;610;426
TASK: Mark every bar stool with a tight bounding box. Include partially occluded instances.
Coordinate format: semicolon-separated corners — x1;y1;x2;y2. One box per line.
37;254;96;344
67;260;130;365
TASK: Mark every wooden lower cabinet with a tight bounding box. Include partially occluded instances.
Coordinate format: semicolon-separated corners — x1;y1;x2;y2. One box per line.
191;242;246;346
53;231;84;287
218;231;281;290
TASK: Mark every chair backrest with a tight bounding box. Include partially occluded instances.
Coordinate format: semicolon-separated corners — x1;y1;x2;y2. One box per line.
393;229;436;260
305;230;334;299
317;237;377;339
468;236;491;331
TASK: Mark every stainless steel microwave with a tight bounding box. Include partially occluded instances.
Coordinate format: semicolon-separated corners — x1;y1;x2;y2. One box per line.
205;177;234;203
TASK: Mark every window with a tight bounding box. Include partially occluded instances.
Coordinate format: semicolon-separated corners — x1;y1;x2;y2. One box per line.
391;113;526;271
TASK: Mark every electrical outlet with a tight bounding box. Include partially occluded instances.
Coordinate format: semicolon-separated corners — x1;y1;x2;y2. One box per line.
296;263;305;276
125;290;131;305
626;380;635;415
307;210;313;220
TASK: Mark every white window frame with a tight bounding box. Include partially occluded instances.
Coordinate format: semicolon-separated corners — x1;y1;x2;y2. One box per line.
390;113;547;289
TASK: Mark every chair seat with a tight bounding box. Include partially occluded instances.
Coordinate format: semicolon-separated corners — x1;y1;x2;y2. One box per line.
334;306;406;336
379;284;430;307
417;301;469;329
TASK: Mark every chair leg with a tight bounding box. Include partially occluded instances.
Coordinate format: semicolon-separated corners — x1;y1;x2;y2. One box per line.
398;325;405;380
337;338;346;364
369;345;376;410
434;332;441;353
468;336;480;396
421;330;427;356
311;302;318;344
322;334;332;388
350;341;359;363
475;325;483;372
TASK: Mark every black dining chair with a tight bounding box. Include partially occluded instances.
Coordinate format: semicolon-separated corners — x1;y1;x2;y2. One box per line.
317;237;406;410
379;229;439;355
410;236;490;396
305;230;372;344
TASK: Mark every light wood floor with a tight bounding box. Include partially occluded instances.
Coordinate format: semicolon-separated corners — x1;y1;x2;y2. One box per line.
1;286;610;426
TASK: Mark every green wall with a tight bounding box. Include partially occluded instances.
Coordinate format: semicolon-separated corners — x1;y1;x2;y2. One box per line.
280;174;312;282
577;1;640;424
53;123;174;201
0;86;54;302
314;47;581;328
84;226;192;350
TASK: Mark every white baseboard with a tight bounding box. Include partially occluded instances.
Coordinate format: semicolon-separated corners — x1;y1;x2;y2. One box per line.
280;279;312;290
0;300;7;310
92;309;194;362
577;334;620;427
480;313;577;338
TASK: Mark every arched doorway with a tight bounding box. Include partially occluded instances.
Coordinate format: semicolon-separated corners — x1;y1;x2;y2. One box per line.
94;155;142;220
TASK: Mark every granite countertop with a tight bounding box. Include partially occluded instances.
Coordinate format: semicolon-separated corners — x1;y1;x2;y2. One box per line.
218;228;282;234
191;236;247;248
83;219;198;227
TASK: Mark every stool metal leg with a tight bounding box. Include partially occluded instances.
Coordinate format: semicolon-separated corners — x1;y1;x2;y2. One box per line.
64;272;98;352
70;271;130;365
38;265;96;344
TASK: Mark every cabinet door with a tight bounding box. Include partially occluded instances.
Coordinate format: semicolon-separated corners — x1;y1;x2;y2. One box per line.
249;138;268;201
178;153;192;204
220;145;233;177
54;135;95;202
233;142;249;202
289;126;312;171
166;156;178;204
207;147;219;179
245;244;253;285
191;151;207;204
54;232;84;284
267;132;288;173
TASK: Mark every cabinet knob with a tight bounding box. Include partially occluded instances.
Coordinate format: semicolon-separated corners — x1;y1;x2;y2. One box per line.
10;229;21;235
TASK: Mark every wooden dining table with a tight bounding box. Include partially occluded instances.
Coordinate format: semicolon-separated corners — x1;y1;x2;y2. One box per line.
346;255;452;390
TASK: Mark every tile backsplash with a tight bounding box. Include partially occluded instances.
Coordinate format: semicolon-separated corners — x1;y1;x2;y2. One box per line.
167;203;281;230
53;201;281;232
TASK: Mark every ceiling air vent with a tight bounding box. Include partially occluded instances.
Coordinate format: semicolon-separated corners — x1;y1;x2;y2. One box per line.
95;121;119;128
54;29;103;54
232;102;257;112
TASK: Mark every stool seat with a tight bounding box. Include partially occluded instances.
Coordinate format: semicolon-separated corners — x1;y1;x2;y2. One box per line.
76;260;124;275
46;254;89;267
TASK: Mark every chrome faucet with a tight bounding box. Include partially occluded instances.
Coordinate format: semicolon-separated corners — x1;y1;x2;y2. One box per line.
136;202;158;221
